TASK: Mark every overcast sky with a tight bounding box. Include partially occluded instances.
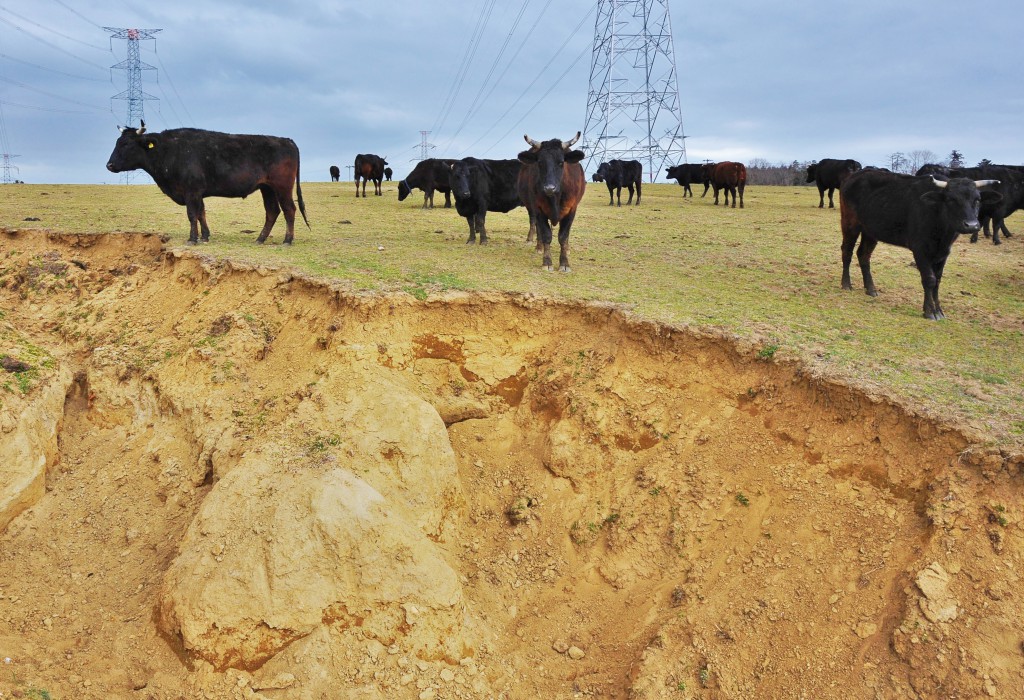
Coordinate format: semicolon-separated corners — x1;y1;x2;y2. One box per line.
0;0;1021;185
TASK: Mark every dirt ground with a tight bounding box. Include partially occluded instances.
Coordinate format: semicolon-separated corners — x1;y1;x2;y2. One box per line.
1;230;1023;700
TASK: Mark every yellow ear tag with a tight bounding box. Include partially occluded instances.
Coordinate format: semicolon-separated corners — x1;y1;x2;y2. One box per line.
148;142;155;149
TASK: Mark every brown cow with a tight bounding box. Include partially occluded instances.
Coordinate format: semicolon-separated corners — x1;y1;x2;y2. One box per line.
516;132;586;271
704;161;747;208
354;153;387;197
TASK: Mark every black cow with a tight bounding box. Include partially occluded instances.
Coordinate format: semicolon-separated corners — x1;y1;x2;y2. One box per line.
105;121;309;245
839;169;1001;319
806;158;862;208
516;132;587;272
917;164;1024;244
592;160;642;206
329;165;340;182
398;158;457;209
665;163;705;197
449;158;524;244
354;154;387;197
384;167;393;181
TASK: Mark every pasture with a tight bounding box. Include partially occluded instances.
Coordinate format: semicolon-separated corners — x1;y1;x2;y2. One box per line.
2;179;1023;447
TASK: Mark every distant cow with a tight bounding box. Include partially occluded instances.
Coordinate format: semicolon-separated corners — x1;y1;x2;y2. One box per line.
105;121;309;245
593;160;642;206
384;167;393;181
917;164;1024;244
704;161;747;208
354;153;388;197
516;132;587;271
329;165;340;182
398;158;457;209
449;158;524;244
806;158;861;208
839;169;1001;319
665;163;705;197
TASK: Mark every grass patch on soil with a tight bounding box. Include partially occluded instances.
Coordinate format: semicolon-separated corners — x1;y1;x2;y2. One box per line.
2;180;1023;446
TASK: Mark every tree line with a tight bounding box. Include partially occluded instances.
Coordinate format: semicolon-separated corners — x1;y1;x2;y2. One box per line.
744;150;1002;186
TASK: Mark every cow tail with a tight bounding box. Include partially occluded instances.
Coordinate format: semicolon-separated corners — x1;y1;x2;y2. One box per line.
296;146;310;229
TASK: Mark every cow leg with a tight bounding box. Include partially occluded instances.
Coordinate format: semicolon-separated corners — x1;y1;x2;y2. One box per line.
256;186;282;244
916;251;946;320
477;213;488;245
840;210;861;291
625;185;634;206
739;183;745;209
464;216;477;244
185;200;201;245
607;184;614;206
443;191;452;208
422;192;430;209
856;238;879;297
712;186;720;206
536;217;555;271
818;185;826;208
827;187;836;209
701;182;710;198
356;178;361;198
635;181;641;206
556;211;575;273
991;216;1004;245
195;199;213;242
728;186;736;208
1000;220;1012;239
525;209;538;247
278;188;297;245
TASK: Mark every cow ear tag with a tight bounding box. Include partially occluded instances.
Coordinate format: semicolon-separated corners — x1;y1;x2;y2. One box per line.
148;142;155;149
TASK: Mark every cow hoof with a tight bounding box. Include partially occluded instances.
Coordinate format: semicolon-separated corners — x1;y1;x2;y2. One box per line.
993;239;1002;246
559;266;571;273
543;265;553;272
866;290;879;298
186;240;198;246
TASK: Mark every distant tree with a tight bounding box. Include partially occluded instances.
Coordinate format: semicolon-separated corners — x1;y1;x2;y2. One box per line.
948;150;964;168
889;152;909;174
977;158;992;167
907;150;939;174
745;158;813;186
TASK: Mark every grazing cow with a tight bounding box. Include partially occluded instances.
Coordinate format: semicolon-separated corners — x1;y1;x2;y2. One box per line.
917;164;1024;244
704;161;747;208
398;158;457;209
839;169;1001;319
449;158;524;244
665;163;705;197
354;153;388;197
806;158;862;208
592;159;642;206
329;165;340;182
105;121;309;245
384;167;393;181
516;132;587;271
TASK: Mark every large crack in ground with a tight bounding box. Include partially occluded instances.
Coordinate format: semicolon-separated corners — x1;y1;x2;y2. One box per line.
1;230;1023;699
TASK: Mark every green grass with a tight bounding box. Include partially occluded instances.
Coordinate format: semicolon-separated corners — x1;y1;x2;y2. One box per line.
2;180;1024;447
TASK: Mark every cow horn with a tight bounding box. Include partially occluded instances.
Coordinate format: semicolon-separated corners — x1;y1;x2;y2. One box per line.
974;179;1000;187
930;176;948;189
562;131;581;150
524;134;541;149
117;125;125;133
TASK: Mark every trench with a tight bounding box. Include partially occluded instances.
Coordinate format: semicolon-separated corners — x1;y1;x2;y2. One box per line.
1;231;1019;700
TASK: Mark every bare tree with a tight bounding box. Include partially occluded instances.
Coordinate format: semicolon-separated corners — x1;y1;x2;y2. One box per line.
907;150;939;174
889;152;909;174
948;150;964;168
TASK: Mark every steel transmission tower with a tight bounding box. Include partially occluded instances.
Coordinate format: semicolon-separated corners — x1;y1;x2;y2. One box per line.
1;154;19;184
418;131;435;161
105;27;161;183
582;0;686;182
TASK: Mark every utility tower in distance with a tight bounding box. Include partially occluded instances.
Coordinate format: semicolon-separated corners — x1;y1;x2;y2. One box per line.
418;131;435;161
582;0;686;182
105;27;161;183
1;154;19;184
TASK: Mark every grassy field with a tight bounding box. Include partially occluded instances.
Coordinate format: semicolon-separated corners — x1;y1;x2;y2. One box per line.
2;179;1023;447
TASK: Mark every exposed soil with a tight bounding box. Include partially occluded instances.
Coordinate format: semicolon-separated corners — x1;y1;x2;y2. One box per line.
1;230;1023;700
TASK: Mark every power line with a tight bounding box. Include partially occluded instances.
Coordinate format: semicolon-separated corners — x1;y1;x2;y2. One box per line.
0;52;109;82
431;0;498;138
50;0;104;30
0;98;94;114
0;74;106;111
0;4;108;51
466;5;595;156
0;15;109;71
148;42;193;126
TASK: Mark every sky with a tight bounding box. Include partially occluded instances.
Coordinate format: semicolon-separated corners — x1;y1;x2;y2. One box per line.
0;0;1021;185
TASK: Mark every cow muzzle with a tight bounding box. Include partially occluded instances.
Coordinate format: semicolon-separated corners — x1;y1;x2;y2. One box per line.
542;184;558;196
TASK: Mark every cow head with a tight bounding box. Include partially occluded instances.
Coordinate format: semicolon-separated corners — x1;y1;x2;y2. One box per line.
518;132;584;200
923;176;1002;234
449;160;475;200
106;120;156;173
397;179;411;201
805;163;818;183
592;162;610;183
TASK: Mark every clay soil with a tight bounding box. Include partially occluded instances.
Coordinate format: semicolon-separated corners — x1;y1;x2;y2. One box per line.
1;230;1023;700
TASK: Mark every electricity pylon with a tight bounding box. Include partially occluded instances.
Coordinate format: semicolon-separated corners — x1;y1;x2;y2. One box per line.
105;27;161;183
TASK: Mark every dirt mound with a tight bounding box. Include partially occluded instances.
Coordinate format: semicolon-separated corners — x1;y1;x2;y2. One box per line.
1;230;1022;699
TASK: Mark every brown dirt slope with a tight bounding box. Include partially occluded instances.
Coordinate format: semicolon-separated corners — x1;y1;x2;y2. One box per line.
1;230;1022;700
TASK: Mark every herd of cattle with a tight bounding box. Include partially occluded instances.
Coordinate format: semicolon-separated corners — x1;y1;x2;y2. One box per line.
103;122;1021;318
